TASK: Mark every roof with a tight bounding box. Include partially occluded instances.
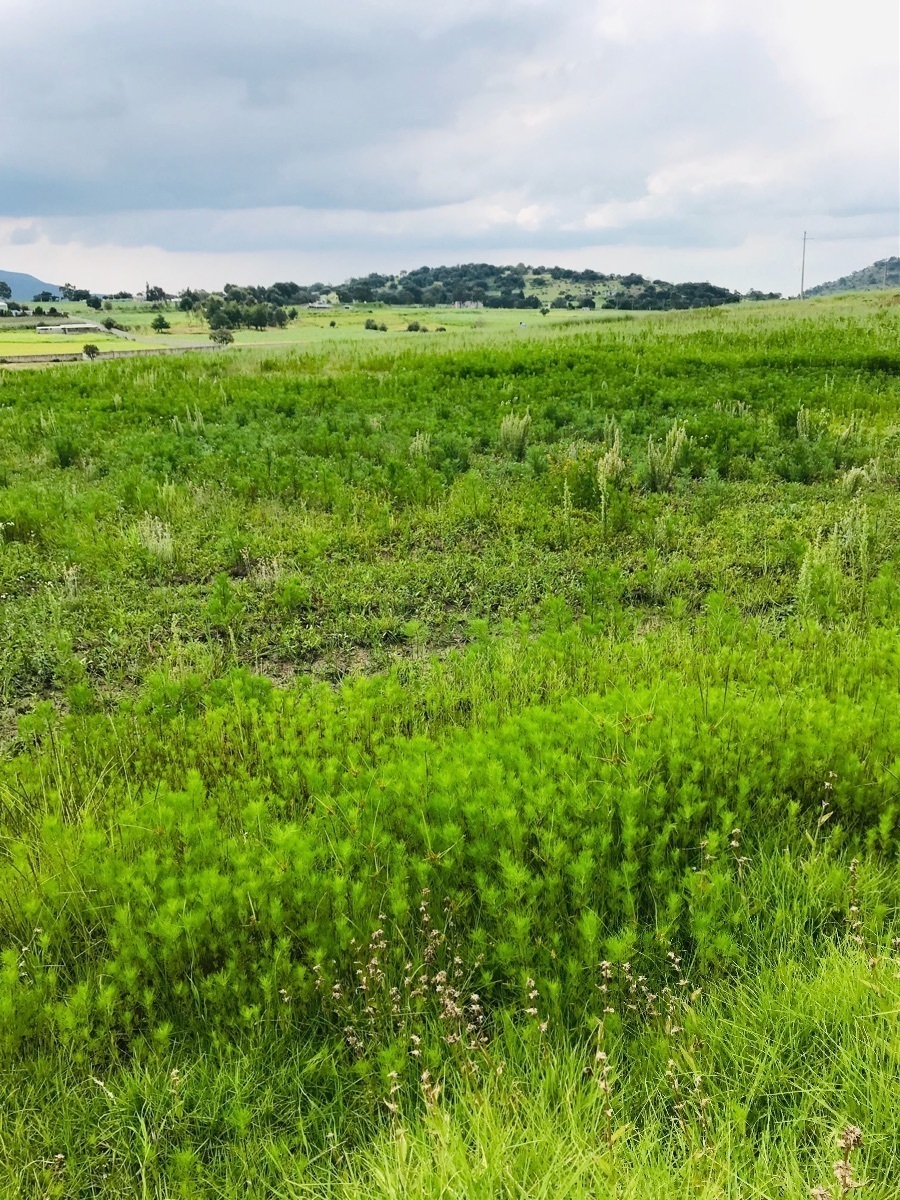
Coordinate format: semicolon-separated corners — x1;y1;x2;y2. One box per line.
36;323;102;333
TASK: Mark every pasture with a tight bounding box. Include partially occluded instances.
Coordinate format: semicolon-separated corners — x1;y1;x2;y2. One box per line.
0;293;898;1197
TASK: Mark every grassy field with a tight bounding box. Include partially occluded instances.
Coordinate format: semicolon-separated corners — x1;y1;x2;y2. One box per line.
0;302;623;358
0;293;899;1197
0;327;176;359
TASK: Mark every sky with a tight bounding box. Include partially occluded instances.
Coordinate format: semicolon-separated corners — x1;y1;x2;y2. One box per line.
0;0;897;295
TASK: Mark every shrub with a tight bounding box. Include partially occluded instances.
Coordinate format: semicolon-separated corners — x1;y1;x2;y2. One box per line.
52;436;81;468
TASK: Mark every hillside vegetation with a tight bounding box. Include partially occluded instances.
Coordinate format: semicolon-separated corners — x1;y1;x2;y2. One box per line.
806;257;900;297
0;295;899;1197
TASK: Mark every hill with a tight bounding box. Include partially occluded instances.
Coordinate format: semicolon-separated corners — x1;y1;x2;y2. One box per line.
0;269;63;301
229;263;756;312
806;256;900;297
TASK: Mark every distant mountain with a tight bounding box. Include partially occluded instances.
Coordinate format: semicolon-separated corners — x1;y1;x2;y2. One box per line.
0;269;63;301
806;257;900;297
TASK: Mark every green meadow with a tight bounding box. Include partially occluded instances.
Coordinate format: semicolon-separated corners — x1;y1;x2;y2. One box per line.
0;301;610;360
0;294;898;1197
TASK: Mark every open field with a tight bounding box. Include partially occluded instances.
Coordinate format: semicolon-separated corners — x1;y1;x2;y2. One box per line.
0;329;175;359
0;293;899;1197
0;303;623;359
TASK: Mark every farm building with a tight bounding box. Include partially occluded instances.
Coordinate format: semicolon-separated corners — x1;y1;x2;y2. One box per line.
36;323;102;335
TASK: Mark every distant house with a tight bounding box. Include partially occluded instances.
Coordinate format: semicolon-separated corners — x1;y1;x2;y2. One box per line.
0;301;7;314
307;298;333;309
453;300;484;309
36;323;102;335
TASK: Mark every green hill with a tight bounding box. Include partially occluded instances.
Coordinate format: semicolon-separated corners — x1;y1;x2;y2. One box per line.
806;256;899;296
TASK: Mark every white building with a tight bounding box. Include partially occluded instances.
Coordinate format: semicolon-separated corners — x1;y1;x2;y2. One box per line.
36;323;103;335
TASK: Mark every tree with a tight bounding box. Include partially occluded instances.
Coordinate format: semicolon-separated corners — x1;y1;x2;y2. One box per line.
146;285;168;304
82;344;100;360
0;282;11;300
209;328;234;346
151;314;170;332
86;295;102;310
248;304;269;330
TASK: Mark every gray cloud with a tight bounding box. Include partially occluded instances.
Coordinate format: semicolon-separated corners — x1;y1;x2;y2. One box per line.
2;1;557;215
0;0;896;291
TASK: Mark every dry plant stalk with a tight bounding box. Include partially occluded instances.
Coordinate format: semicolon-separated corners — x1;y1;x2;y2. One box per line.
646;420;687;491
810;1124;867;1198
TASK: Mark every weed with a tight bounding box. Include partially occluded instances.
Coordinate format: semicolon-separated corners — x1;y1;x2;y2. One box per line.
646;419;687;491
497;410;531;460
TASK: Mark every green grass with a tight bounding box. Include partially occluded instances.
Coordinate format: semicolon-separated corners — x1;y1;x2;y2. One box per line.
0;330;161;358
0;292;899;1196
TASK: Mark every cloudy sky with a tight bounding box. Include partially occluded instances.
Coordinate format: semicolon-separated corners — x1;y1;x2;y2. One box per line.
0;0;896;294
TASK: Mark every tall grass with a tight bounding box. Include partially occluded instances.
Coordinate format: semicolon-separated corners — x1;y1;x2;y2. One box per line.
0;296;899;1195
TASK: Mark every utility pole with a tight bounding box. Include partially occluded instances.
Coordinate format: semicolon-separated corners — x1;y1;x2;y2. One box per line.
800;231;807;300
